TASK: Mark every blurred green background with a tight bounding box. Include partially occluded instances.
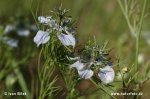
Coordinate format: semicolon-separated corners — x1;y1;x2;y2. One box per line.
0;0;150;42
0;0;150;99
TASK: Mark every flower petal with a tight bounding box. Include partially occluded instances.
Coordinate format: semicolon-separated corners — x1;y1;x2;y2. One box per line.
70;61;84;71
58;33;75;47
78;69;93;79
33;30;50;47
98;66;115;84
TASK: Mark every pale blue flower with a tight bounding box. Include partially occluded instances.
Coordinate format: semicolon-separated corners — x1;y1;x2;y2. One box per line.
70;61;84;70
6;39;18;48
33;30;50;47
58;33;75;47
0;37;18;48
70;61;94;79
37;15;76;47
17;29;30;36
98;65;115;84
78;69;93;79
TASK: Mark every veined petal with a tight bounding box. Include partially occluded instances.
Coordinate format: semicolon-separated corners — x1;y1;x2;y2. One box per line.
78;69;93;79
33;30;50;47
98;66;115;84
58;33;75;47
70;61;84;71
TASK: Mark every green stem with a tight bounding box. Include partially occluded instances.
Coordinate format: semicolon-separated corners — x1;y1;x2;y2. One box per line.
29;0;40;29
117;0;135;37
117;0;147;72
90;79;117;99
38;47;43;80
12;60;30;99
135;0;147;71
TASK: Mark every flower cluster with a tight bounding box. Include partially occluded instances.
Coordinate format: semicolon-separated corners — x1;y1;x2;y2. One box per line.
0;18;37;48
4;24;37;37
33;9;76;47
33;8;115;85
69;43;115;84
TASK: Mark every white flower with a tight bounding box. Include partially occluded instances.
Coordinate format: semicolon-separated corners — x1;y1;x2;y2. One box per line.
4;25;15;34
58;33;75;47
121;67;128;72
78;69;93;79
138;53;144;64
70;61;84;70
38;16;57;28
17;29;30;36
38;16;52;24
6;39;18;48
98;65;115;84
33;30;50;47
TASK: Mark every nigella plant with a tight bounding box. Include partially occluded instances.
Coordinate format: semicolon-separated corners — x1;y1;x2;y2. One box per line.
35;7;79;99
33;9;76;48
33;7;77;69
69;40;115;84
35;6;117;99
